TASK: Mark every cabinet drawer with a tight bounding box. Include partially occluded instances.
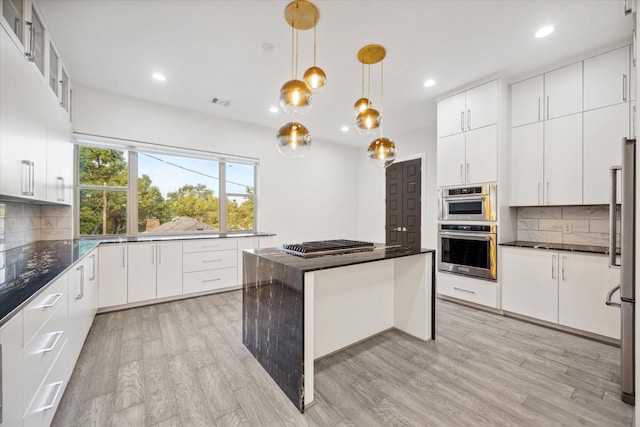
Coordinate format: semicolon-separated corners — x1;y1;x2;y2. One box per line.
183;267;237;294
23;340;68;427
183;238;237;253
23;301;68;412
437;273;498;308
183;249;237;273
23;274;68;344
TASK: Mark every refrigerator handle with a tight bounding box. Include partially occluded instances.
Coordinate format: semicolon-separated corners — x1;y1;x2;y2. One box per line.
605;285;621;308
609;166;621;268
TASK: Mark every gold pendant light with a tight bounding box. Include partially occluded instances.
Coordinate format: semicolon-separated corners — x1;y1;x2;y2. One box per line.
355;45;385;135
355;44;397;167
277;0;325;158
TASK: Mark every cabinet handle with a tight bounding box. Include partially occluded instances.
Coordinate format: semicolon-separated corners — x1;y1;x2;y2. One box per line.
467;109;471;130
460;111;465;131
77;265;85;299
537;98;541;121
90;254;96;280
546;182;550;205
202;259;222;263
537;182;542;205
203;278;222;283
41;293;63;309
546;96;550;119
624;0;632;15
466;163;470;183
30;162;35;196
622;75;628;102
158;245;162;264
122;247;126;268
460;164;464;184
57;177;64;202
151;245;155;265
25;21;35;61
40;381;64;411
21;160;34;196
453;286;476;294
41;331;64;353
633;29;636;67
561;256;567;281
551;254;557;279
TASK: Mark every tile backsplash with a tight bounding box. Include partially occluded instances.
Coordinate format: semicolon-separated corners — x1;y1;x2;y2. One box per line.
516;205;620;248
0;202;72;250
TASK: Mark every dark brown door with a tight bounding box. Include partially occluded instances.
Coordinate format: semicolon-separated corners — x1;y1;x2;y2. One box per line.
386;158;421;249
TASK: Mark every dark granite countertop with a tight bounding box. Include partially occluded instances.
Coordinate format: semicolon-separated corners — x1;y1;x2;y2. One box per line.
500;241;619;255
0;232;275;326
84;231;275;244
244;245;434;273
0;240;98;326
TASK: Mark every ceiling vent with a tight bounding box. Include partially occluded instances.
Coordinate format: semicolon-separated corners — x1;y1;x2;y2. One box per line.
211;97;232;107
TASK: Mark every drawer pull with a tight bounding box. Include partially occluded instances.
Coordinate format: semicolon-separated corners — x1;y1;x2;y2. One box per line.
453;286;476;295
202;278;222;283
202;259;222;263
40;381;64;411
202;245;221;248
41;293;64;309
41;331;64;353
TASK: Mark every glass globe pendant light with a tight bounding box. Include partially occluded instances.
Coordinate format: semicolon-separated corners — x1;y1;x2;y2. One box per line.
303;23;327;93
355;44;397;167
367;137;396;168
354;47;384;135
277;0;322;158
277;121;312;158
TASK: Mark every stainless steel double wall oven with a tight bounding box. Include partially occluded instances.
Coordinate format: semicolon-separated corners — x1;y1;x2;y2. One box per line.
438;184;497;281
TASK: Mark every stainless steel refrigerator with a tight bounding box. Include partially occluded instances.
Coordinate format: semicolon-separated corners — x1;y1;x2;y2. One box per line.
608;137;636;405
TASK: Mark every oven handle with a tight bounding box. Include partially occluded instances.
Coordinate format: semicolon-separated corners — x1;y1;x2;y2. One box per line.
439;231;496;240
442;195;489;202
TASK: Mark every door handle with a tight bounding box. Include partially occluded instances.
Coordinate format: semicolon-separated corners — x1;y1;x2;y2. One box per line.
76;265;85;299
606;285;621;307
90;254;96;280
609;166;621;268
467;109;471;130
551;254;557;279
622;75;628;102
460;111;464;131
561;256;567;281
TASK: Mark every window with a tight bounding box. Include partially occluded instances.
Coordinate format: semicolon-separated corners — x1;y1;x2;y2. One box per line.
78;146;128;235
77;144;257;236
49;42;59;95
2;0;23;42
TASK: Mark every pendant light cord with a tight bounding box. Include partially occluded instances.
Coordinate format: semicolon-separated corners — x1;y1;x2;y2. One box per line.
361;62;365;98
295;29;299;79
313;23;317;66
380;59;384;137
291;24;294;80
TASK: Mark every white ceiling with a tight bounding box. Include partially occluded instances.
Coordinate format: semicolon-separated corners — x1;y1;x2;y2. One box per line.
36;0;633;147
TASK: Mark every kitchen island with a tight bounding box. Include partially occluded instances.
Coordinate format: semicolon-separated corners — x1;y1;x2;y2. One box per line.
242;244;435;412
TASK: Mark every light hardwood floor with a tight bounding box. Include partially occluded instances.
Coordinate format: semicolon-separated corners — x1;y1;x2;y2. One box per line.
52;291;634;426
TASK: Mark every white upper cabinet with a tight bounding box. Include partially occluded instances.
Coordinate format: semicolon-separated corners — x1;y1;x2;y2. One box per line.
544;62;583;120
437;80;498;138
437;92;466;138
437;133;466;186
583;103;629;204
0;25;47;200
464;125;498;185
45;95;73;205
510;122;544;206
511;75;544;127
584;46;631;111
544;114;583;205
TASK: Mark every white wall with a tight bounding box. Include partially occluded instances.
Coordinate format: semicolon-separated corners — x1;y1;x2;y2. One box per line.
356;118;438;249
72;85;361;246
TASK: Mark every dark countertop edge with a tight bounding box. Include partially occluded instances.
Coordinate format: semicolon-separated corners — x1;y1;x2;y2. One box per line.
500;241;620;255
245;247;434;274
83;232;276;244
0;232;276;327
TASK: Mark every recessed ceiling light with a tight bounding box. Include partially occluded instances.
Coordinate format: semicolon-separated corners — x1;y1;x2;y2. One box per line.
341;126;349;132
262;42;275;52
269;106;279;113
152;73;166;81
535;26;554;38
423;79;436;88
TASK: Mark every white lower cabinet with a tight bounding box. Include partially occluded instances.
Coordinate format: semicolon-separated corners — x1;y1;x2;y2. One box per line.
0;312;24;427
501;247;620;339
98;244;128;307
183;240;238;294
157;242;183;298
68;249;98;364
128;241;183;302
436;272;499;309
502;247;558;323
